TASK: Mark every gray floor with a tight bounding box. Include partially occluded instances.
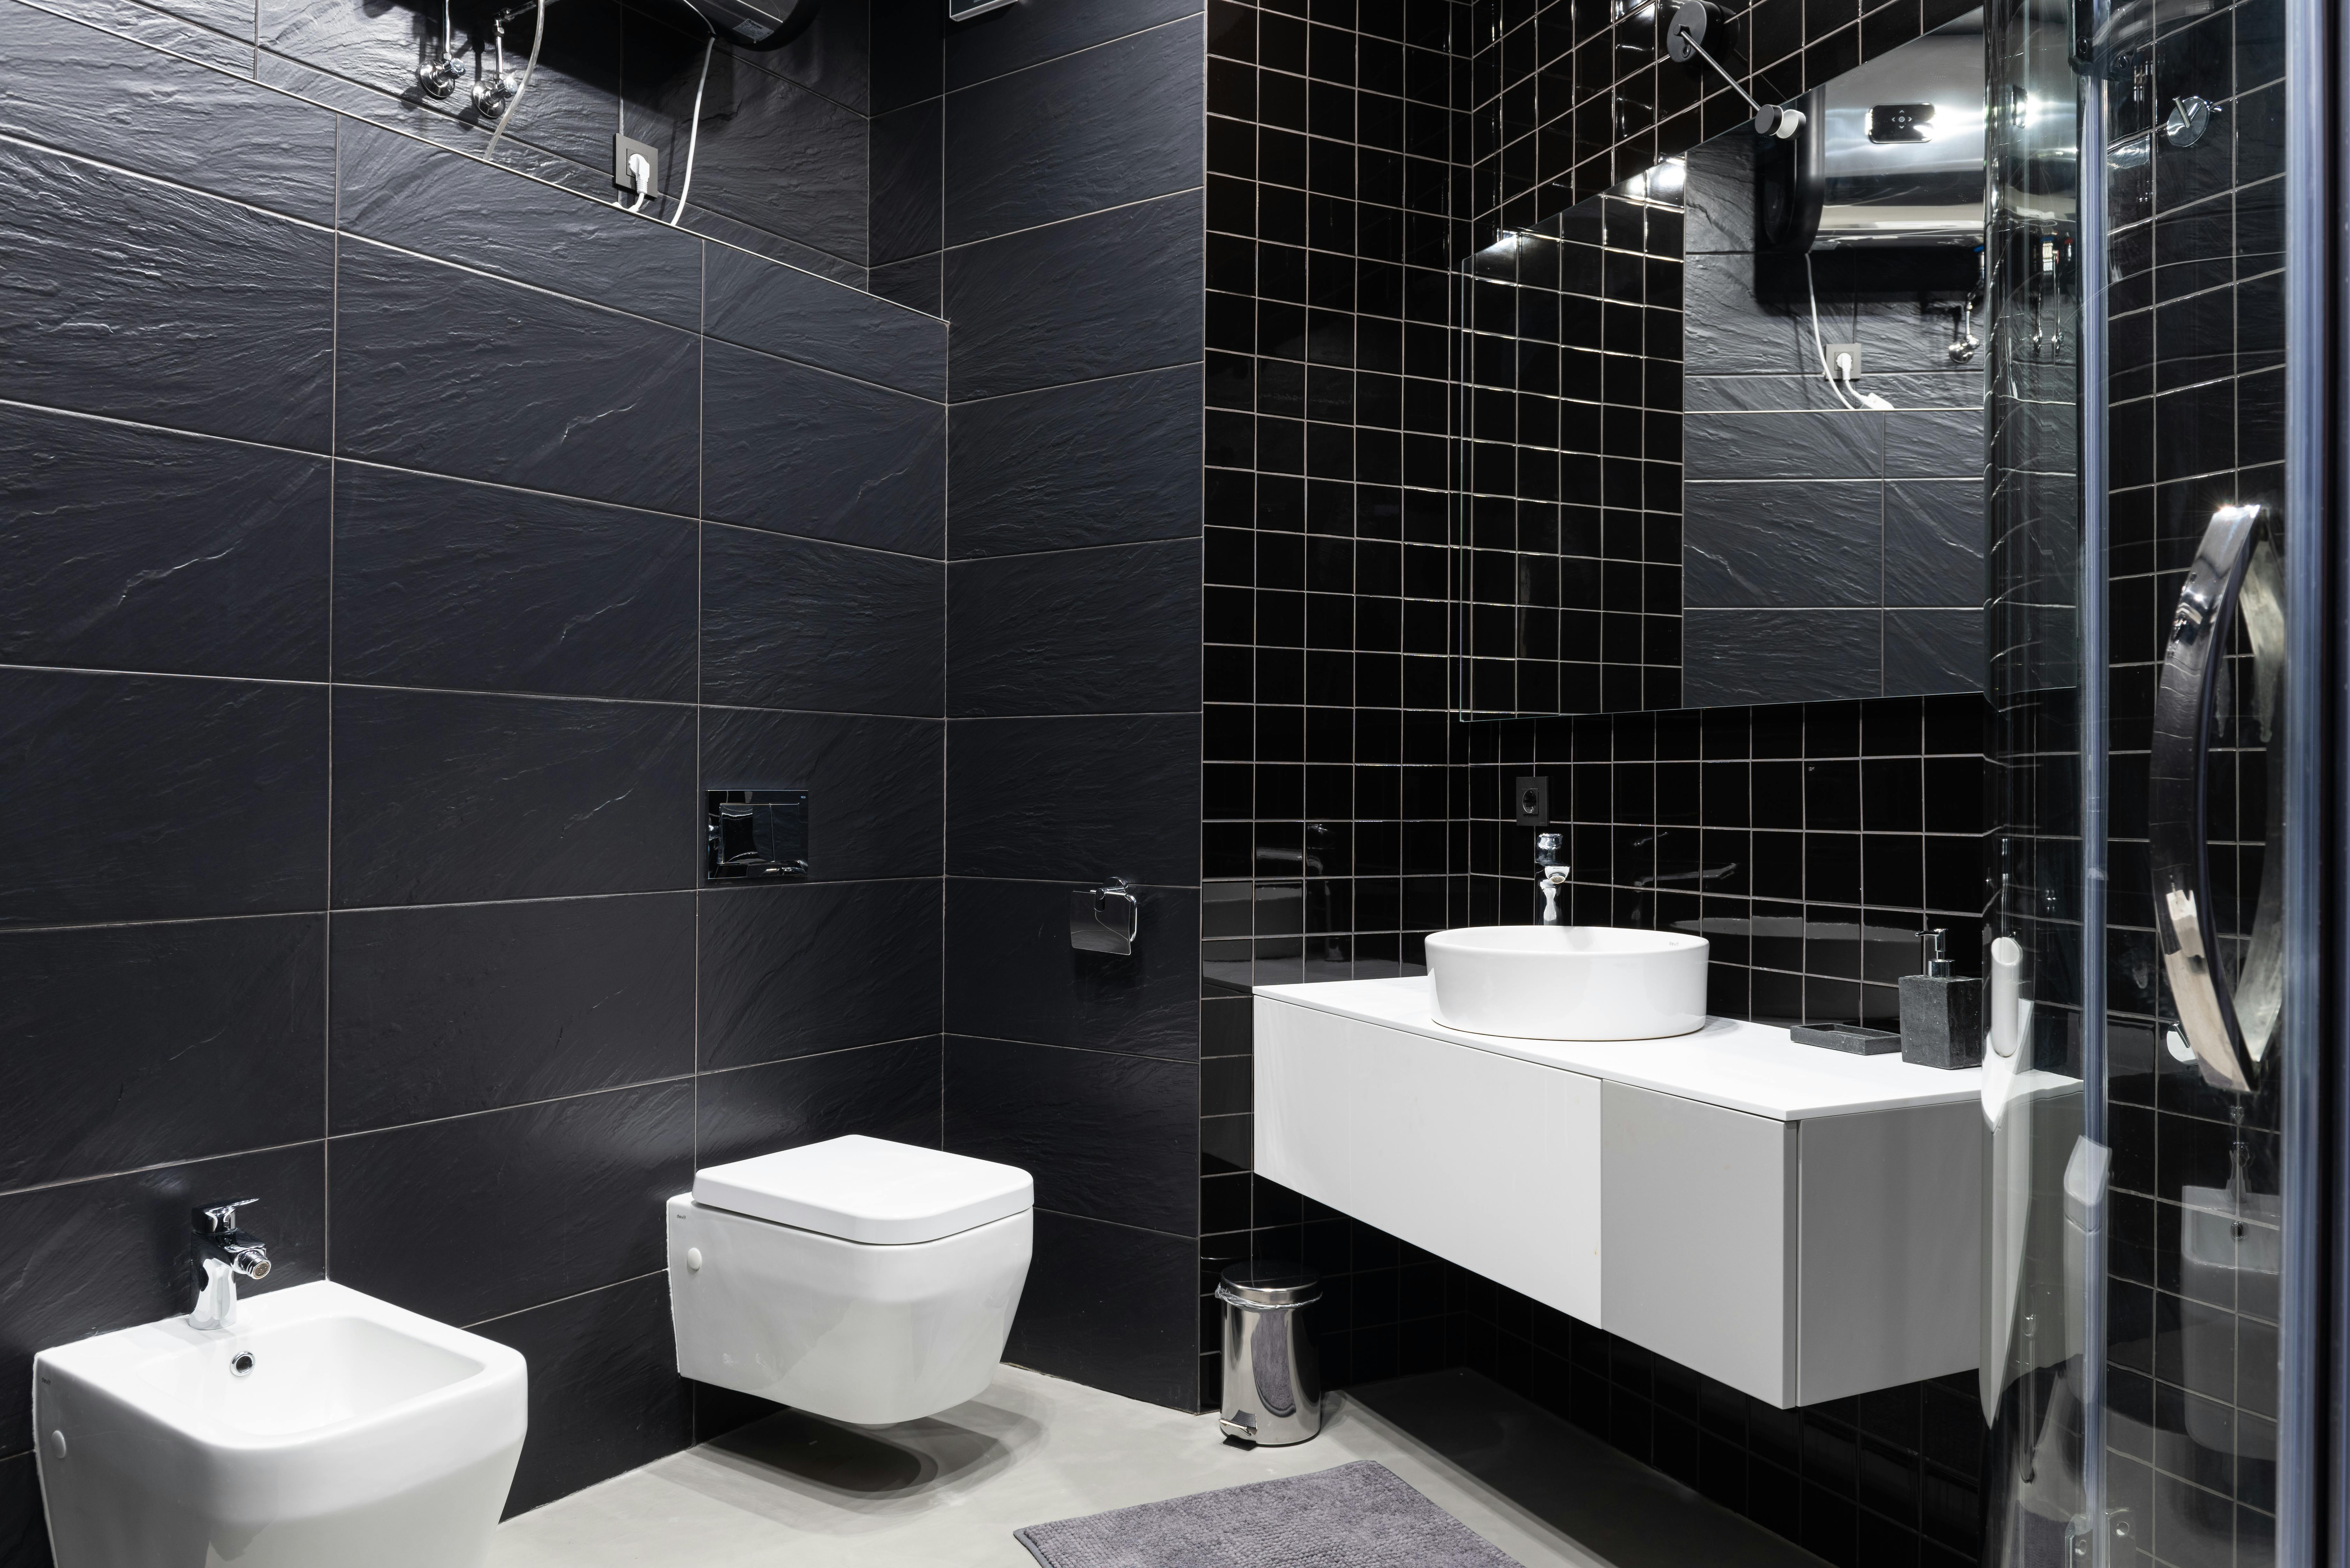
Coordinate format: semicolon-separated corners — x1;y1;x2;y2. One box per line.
488;1366;1826;1568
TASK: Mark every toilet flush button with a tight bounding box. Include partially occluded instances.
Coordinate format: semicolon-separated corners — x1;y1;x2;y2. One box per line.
686;1248;703;1271
48;1430;66;1459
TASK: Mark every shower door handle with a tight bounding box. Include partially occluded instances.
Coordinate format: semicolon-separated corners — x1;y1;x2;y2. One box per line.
2149;503;2285;1095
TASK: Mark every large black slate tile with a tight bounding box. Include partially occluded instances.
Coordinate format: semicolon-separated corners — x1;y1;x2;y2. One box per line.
0;669;327;928
946;540;1199;716
700;708;942;881
1884;609;1983;698
0;916;323;1192
702;344;946;555
870;0;942;111
705;242;947;397
945;1036;1194;1233
1004;1209;1197;1409
870;97;942;265
945;714;1197;883
26;0;258;69
700;531;940;719
676;202;870;287
0;1452;39;1568
0;139;332;447
697;1035;942;1167
329;1080;693;1325
0;405;329;680
945;878;1196;1059
944;0;1200;89
1683;480;1880;608
474;1273;692;1518
948;366;1201;555
0;1;332;219
1681;609;1882;706
1682;251;1809;376
337;119;703;329
756;0;870;111
1680;133;1757;256
942;190;1203;400
333;464;697;703
1685;408;1881;481
944;16;1202;248
331;687;696;907
621;5;869;267
1884;479;1985;608
0;1143;325;1456
697;879;941;1069
1884;407;1983;479
330;892;695;1133
334;239;698;514
870;253;942;316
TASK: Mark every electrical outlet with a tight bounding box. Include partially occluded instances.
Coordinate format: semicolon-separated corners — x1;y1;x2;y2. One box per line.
613;133;662;200
1514;775;1551;827
1825;342;1863;378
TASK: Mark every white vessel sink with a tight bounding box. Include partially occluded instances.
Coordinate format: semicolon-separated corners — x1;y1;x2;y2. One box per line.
35;1280;526;1568
1426;925;1709;1040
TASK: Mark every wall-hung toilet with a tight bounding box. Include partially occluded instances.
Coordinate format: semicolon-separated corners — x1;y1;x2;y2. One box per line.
667;1134;1033;1425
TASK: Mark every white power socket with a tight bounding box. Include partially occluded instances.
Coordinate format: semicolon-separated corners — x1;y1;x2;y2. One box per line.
613;133;662;200
1825;342;1863;377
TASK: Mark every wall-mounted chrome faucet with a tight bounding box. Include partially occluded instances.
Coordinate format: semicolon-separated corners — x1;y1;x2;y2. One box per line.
188;1199;270;1331
1535;833;1570;926
416;0;464;98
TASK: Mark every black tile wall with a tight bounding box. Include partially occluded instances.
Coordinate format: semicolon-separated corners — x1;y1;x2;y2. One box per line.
871;0;1209;1410
0;5;951;1554
1203;0;1996;1563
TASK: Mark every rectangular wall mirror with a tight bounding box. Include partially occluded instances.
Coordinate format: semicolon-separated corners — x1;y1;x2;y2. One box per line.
1454;11;1991;718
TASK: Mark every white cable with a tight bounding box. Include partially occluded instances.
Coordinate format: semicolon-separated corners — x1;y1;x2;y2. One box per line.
668;31;715;228
1805;253;1860;411
622;152;652;212
482;0;544;161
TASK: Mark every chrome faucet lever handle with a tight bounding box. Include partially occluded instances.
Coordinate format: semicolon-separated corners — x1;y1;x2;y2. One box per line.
194;1199;260;1236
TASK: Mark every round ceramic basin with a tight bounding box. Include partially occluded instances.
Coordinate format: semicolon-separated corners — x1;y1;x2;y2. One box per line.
1425;925;1710;1040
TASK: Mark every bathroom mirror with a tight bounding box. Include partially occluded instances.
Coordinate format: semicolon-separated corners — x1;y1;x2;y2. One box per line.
1453;11;1990;718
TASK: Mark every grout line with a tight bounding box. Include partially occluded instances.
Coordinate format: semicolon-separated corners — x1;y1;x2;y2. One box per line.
461;1268;671;1329
938;185;1205;254
943;8;1207;96
0;1138;327;1201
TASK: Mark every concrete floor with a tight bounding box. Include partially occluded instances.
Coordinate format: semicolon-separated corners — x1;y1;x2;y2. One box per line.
488;1366;1826;1568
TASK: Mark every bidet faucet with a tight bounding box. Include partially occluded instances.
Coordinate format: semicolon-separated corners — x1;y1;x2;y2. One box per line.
1535;833;1570;925
189;1199;270;1331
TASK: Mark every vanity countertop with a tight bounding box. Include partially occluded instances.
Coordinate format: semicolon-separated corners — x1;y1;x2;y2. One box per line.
1253;975;1983;1121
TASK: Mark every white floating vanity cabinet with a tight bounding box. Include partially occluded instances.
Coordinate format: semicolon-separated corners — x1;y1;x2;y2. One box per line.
1253;977;1983;1409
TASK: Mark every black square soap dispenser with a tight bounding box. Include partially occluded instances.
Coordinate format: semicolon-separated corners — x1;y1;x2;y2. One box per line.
1899;928;1983;1070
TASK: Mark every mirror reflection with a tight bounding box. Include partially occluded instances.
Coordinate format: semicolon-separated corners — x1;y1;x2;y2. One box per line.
1455;11;1991;717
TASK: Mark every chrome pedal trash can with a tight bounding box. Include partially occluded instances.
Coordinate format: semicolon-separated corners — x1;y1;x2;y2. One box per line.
1215;1262;1321;1445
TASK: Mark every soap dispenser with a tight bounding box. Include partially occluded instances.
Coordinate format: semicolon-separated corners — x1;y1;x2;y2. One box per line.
1899;928;1982;1070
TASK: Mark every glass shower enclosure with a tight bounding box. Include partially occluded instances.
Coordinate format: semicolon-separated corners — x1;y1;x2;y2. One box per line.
1979;0;2324;1554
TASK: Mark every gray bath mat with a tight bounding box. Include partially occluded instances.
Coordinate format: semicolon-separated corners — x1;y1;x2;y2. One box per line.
1013;1459;1521;1567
